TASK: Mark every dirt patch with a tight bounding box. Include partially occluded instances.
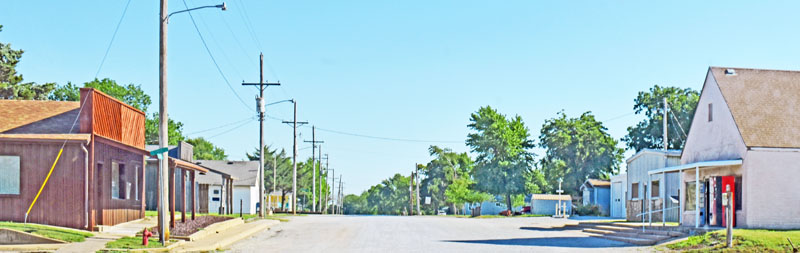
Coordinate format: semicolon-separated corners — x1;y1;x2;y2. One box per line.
171;216;232;236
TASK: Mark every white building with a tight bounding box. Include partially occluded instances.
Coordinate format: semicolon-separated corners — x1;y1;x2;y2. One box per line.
195;160;261;214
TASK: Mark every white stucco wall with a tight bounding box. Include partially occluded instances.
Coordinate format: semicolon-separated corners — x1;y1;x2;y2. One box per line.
680;70;748;165
743;149;800;229
679;69;748;227
232;186;257;214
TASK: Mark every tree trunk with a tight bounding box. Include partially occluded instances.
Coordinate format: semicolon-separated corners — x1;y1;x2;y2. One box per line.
505;194;512;214
280;190;287;212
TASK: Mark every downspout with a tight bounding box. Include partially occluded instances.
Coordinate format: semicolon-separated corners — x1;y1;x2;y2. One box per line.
81;141;89;229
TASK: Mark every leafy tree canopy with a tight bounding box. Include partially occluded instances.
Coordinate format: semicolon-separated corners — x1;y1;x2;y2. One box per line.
51;78;151;113
185;137;227;160
539;111;623;195
622;85;699;151
420;145;472;213
466;106;535;211
0;25;56;100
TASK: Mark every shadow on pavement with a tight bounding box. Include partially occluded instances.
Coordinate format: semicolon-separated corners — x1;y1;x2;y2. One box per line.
443;237;633;248
518;226;580;232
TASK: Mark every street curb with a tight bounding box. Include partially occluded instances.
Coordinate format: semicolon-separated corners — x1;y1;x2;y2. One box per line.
0;243;66;252
180;219;279;252
98;240;186;253
172;218;244;241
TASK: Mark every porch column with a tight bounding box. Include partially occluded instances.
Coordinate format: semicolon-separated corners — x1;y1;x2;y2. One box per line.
648;174;652;225
219;176;225;214
662;171;666;226
191;171;196;220
679;169;684;225
181;169;186;223
169;166;175;228
229;179;234;214
695;166;700;228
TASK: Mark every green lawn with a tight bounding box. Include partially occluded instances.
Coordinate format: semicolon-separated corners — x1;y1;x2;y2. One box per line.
667;229;800;252
105;236;176;249
0;222;94;243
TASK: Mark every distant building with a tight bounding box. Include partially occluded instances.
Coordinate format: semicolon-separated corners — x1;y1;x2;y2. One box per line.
580;179;611;215
609;173;626;218
195;160;261;214
624;149;681;222
530;194;572;215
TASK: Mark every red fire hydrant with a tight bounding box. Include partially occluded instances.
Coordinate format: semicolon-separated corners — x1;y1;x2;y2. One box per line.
142;228;153;246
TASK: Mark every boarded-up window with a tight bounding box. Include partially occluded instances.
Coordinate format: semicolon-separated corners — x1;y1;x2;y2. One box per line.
112;162;127;199
708;103;713;122
651;180;660;198
735;176;742;211
631;182;639;199
0;156;21;195
686;181;696;211
212;197;220;202
134;165;139;201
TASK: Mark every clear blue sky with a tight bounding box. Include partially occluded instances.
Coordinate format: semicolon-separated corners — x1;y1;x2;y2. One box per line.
3;1;799;194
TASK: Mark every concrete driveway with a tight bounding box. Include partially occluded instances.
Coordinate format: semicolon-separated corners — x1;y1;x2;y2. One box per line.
227;215;650;252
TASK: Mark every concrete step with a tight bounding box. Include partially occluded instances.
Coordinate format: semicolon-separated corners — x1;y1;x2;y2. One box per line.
611;231;671;241
592;225;634;232
583;228;615;234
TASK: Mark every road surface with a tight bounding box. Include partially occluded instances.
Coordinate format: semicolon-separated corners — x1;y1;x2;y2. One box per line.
227;215;648;252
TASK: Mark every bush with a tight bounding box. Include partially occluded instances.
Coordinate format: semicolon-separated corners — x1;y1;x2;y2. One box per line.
574;204;602;216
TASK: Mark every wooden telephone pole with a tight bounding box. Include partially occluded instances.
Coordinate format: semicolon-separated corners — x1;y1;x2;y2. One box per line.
283;105;306;214
304;126;323;212
242;53;280;218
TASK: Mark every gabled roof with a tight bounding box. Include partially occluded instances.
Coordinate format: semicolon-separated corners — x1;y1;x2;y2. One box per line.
710;67;800;148
582;179;611;188
195;160;259;187
625;149;682;164
532;194;572;201
0;100;80;133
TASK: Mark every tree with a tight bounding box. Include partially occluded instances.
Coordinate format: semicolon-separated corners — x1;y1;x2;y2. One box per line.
539;111;624;195
145;113;186;145
466;106;535;212
0;25;56;100
185;137;227;160
622;85;699;151
51;78;152;112
248;146;294;211
420;146;472;214
444;177;492;215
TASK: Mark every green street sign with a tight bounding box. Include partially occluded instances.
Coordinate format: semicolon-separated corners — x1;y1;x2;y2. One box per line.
150;147;169;156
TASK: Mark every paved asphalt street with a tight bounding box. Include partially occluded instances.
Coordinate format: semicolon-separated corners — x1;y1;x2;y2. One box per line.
227;215;649;253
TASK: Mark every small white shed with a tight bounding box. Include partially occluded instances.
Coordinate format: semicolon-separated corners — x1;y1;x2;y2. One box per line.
610;173;627;218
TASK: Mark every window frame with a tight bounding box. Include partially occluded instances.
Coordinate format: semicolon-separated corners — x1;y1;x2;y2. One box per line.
631;182;640;200
0;155;21;196
111;161;128;200
708;103;713;122
651;180;660;198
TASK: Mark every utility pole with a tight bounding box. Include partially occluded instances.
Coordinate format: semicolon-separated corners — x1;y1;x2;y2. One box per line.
327;167;334;214
242;53;280;218
321;154;329;213
158;0;169;244
663;97;669;151
415;164;421;215
338;176;343;214
318;145;323;212
283;103;307;215
304;126;323;212
409;172;414;215
270;156;276;212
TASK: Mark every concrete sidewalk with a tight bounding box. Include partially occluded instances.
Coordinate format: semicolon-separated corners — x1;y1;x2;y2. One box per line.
174;219;279;252
55;217;157;253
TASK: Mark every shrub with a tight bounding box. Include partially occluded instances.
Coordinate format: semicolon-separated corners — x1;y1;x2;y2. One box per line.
574;204;602;216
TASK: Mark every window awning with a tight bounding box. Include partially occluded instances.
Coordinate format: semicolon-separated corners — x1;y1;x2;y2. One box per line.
647;159;742;175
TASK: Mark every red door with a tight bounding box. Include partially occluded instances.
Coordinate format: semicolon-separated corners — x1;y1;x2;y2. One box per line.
721;176;735;227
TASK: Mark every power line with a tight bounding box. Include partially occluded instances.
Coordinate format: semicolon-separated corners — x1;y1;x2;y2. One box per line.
95;0;133;79
669;110;688;138
265;113;461;144
207;119;253;139
185;116;254;136
181;0;252;112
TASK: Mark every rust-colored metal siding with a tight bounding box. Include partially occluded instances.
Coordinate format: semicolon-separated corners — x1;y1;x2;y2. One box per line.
79;88;145;149
0;141;87;229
